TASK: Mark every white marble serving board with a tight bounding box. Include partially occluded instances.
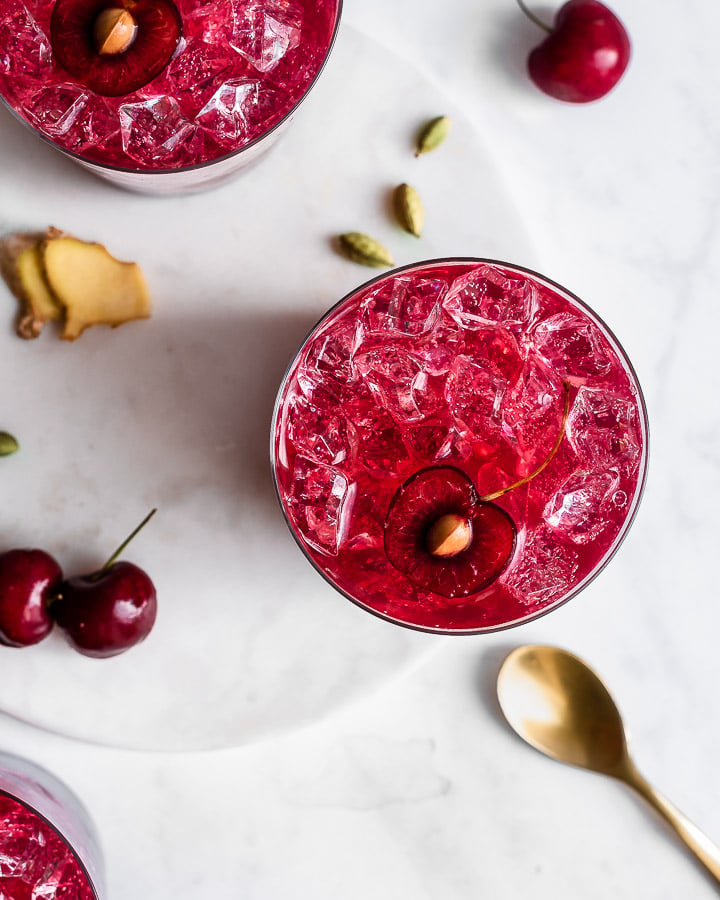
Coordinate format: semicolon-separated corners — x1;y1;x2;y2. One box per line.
0;26;533;750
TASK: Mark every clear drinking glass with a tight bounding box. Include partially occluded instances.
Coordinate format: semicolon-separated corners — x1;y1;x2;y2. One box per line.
0;750;103;897
0;0;342;194
271;258;649;634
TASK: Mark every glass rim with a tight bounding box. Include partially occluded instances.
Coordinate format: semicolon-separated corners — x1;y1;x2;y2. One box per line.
0;0;343;177
0;787;101;899
269;256;650;636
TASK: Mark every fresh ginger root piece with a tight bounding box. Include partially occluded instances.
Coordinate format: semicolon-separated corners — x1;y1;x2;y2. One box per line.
0;228;64;339
41;237;151;341
1;229;151;340
17;245;63;336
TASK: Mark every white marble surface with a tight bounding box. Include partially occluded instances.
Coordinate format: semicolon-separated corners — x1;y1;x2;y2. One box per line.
2;0;720;896
0;28;534;751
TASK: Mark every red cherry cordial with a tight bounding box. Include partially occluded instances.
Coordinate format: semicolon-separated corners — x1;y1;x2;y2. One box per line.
51;0;183;97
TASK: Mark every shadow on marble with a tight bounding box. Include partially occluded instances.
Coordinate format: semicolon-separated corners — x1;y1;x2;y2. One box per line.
108;305;316;511
486;4;555;93
1;304;318;575
0;103;93;205
474;642;519;732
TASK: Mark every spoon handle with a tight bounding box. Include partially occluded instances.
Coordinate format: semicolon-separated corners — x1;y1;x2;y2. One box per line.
625;766;720;884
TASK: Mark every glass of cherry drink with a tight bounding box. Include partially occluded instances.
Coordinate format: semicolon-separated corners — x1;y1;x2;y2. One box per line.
0;0;342;193
271;259;648;633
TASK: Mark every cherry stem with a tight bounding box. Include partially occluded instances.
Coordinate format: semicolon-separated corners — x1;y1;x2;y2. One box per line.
480;382;571;502
515;0;553;33
101;508;157;572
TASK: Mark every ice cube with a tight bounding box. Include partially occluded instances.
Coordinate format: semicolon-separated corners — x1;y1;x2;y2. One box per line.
289;456;351;555
185;0;235;44
462;325;524;383
23;84;89;139
285;392;354;467
567;386;642;470
356;347;443;424
502;357;565;466
357;276;446;339
503;528;579;604
298;317;359;400
156;42;229;101
543;470;619;544
412;317;463;377
19;83;118;155
0;4;52;78
443;264;538;330
445;355;507;441
297;338;374;431
337;379;379;429
119;96;204;165
436;426;475;462
229;0;303;73
196;78;273;145
533;312;611;382
341;499;384;552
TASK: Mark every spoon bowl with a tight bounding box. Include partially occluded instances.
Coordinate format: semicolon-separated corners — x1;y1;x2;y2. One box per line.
497;644;720;885
497;644;629;776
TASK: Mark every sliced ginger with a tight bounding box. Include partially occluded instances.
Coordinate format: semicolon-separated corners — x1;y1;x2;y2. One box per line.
0;228;151;341
17;244;63;337
41;237;151;341
0;229;63;338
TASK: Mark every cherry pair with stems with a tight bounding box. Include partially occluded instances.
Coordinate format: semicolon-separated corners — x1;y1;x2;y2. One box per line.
0;510;157;658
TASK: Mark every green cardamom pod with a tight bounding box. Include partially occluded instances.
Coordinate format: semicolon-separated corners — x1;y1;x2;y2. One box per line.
0;432;19;457
338;232;394;268
415;115;451;157
393;183;424;237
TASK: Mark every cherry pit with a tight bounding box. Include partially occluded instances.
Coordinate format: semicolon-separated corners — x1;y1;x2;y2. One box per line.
0;510;157;658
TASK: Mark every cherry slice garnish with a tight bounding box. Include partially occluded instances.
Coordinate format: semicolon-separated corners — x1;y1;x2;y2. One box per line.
383;384;570;599
51;0;183;97
384;465;517;599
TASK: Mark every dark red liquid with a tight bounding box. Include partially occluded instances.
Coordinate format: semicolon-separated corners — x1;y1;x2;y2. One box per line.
273;261;647;631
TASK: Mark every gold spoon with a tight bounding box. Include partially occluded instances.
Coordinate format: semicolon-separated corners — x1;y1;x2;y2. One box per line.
497;644;720;884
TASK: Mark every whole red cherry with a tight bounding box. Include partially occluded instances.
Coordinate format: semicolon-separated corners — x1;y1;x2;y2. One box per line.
53;561;157;659
518;0;631;102
53;509;158;659
0;549;62;647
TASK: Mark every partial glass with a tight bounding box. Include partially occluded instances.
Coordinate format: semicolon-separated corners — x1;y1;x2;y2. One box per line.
0;750;103;898
0;0;342;193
